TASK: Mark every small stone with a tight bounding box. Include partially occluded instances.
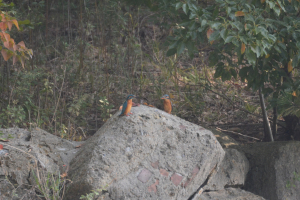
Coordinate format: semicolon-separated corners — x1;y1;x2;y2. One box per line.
137;168;152;183
148;179;159;193
151;161;159;169
171;173;183;186
159;169;169;177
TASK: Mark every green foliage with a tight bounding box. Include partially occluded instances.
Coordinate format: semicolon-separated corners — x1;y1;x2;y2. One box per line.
275;89;300;118
32;170;64;200
79;185;108;200
165;0;300;93
98;97;113;121
0;105;26;127
286;171;300;189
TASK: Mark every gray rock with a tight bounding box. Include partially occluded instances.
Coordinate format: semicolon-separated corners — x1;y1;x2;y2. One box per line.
65;105;225;200
204;148;249;191
0;128;82;200
239;141;300;200
197;188;266;200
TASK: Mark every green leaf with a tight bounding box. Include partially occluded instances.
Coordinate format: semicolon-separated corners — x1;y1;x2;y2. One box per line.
274;45;281;53
212;6;219;19
201;19;207;27
268;1;275;9
177;41;185;55
221;70;231;81
166;48;177;57
209;52;219;66
239;67;249;82
278;42;286;51
220;29;228;40
208;30;220;42
186;40;194;57
175;2;183;10
230;68;237;79
214;65;224;78
227;6;231;15
18;20;31;25
169;40;179;49
211;22;221;29
274;6;280;16
225;36;235;43
293;54;299;68
189;13;197;19
182;4;188;14
245;48;256;65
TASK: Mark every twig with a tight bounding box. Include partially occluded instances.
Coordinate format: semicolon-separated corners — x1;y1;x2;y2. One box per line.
50;66;67;125
215;127;261;141
0;142;37;161
173;74;262;118
209;123;263;127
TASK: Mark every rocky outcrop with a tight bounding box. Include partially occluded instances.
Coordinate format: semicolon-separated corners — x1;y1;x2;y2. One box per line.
204;148;249;191
239;141;300;200
65;105;225;199
198;188;266;200
0;128;82;200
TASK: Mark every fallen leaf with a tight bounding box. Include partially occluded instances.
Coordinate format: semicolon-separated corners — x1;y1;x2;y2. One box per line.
0;138;9;142
235;11;245;17
206;28;214;39
292;91;297;97
75;144;83;148
241;43;246;54
0;144;3;150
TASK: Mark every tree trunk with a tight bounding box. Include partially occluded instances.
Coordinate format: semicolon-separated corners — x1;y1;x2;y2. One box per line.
259;87;274;142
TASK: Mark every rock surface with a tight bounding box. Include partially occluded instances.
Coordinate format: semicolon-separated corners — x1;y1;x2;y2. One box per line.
65;105;225;199
204;148;249;191
239;141;300;200
197;188;266;200
0;128;82;200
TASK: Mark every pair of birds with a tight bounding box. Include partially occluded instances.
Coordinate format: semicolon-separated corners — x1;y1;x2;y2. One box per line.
119;94;172;116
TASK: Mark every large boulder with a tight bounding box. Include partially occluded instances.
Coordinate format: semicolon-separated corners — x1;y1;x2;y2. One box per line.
0;128;82;200
204;148;249;191
238;141;300;200
192;147;264;200
65;105;225;199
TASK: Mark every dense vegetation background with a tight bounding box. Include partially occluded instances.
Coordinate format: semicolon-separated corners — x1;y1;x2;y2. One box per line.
1;0;300;142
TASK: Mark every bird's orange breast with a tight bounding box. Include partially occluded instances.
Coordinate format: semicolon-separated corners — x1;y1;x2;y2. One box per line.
163;99;172;114
124;99;133;115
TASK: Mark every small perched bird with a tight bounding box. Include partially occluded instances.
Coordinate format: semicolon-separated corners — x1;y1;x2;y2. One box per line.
161;94;172;114
120;94;136;116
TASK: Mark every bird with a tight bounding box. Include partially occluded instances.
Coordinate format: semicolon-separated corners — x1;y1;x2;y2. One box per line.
161;94;172;114
119;94;136;116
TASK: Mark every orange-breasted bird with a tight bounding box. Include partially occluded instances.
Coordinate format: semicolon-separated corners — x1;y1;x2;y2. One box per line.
119;94;136;116
161;94;172;114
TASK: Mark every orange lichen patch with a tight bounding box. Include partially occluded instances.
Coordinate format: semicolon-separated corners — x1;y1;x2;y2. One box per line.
159;169;169;177
148;179;159;193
